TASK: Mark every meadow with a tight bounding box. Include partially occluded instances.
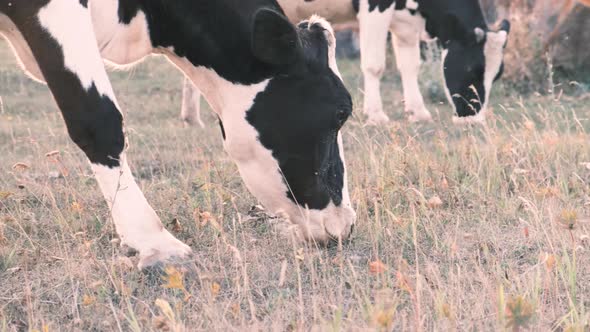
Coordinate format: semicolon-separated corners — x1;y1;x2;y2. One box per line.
0;37;589;331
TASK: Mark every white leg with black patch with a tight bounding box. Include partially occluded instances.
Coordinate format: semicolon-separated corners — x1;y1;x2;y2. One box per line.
357;0;394;125
390;7;432;122
35;0;191;268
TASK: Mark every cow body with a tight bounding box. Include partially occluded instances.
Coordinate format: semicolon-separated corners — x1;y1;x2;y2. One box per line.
182;0;510;125
0;0;355;268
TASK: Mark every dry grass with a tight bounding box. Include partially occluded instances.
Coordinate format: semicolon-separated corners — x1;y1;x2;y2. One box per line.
1;38;590;331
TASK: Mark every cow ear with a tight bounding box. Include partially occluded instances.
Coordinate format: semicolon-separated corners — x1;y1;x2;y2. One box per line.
251;9;300;66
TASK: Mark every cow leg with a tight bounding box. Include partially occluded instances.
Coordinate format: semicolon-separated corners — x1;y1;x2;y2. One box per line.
2;0;191;269
390;8;432;122
181;77;204;128
357;1;394;125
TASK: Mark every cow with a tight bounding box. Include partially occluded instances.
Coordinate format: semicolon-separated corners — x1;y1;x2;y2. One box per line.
0;0;356;269
181;0;511;126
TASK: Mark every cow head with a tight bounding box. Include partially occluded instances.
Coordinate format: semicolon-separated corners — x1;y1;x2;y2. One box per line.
441;15;510;122
221;10;355;244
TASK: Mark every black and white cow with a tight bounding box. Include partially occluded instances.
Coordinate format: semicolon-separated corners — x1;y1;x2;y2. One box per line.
0;0;356;268
182;0;510;125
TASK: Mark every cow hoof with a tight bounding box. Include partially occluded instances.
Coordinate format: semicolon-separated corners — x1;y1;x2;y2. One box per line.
407;111;433;123
135;233;193;270
365;112;390;125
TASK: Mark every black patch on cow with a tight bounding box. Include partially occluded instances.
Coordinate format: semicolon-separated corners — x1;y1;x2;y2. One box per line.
118;0;142;24
6;4;125;167
79;0;88;8
246;23;352;209
368;0;395;13
394;0;406;10
352;0;359;13
443;40;486;117
135;0;287;85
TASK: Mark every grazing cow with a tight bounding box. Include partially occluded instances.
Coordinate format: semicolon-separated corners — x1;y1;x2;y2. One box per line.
0;0;356;268
182;0;510;125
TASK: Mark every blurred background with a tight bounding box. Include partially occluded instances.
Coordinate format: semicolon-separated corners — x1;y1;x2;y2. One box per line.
335;0;590;95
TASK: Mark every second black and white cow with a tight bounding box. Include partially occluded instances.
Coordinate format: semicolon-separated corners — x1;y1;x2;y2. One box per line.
0;0;355;268
182;0;510;125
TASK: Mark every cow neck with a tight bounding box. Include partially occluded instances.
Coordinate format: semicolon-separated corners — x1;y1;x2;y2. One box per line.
136;0;280;85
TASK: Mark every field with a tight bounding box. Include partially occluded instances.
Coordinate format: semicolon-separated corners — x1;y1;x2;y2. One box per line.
1;37;590;331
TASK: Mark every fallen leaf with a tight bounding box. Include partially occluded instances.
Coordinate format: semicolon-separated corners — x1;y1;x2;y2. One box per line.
295;248;305;261
162;266;185;290
12;162;30;171
82;294;96;306
210;282;221;298
369;259;387;275
427;196;443;209
45;150;60;158
71;201;83;213
440;177;449;190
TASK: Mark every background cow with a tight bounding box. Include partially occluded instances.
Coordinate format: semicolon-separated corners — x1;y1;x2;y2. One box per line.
0;0;355;268
181;0;510;125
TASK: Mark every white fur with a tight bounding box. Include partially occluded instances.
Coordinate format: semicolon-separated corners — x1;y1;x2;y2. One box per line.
481;30;507;116
37;0;115;101
307;15;342;79
357;0;394;125
390;6;432;122
89;0;153;66
93;160;192;268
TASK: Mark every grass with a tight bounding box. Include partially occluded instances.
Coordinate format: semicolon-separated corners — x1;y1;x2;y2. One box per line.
1;38;590;331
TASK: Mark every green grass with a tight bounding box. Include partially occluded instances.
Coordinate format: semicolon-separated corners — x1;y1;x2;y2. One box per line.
1;39;590;331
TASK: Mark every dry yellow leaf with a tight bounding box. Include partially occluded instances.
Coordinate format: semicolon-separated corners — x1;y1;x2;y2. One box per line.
71;201;83;213
210;282;221;298
427;196;443;209
374;308;395;329
369;259;387;275
162;266;185;290
82;294;96;306
295;248;305;261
